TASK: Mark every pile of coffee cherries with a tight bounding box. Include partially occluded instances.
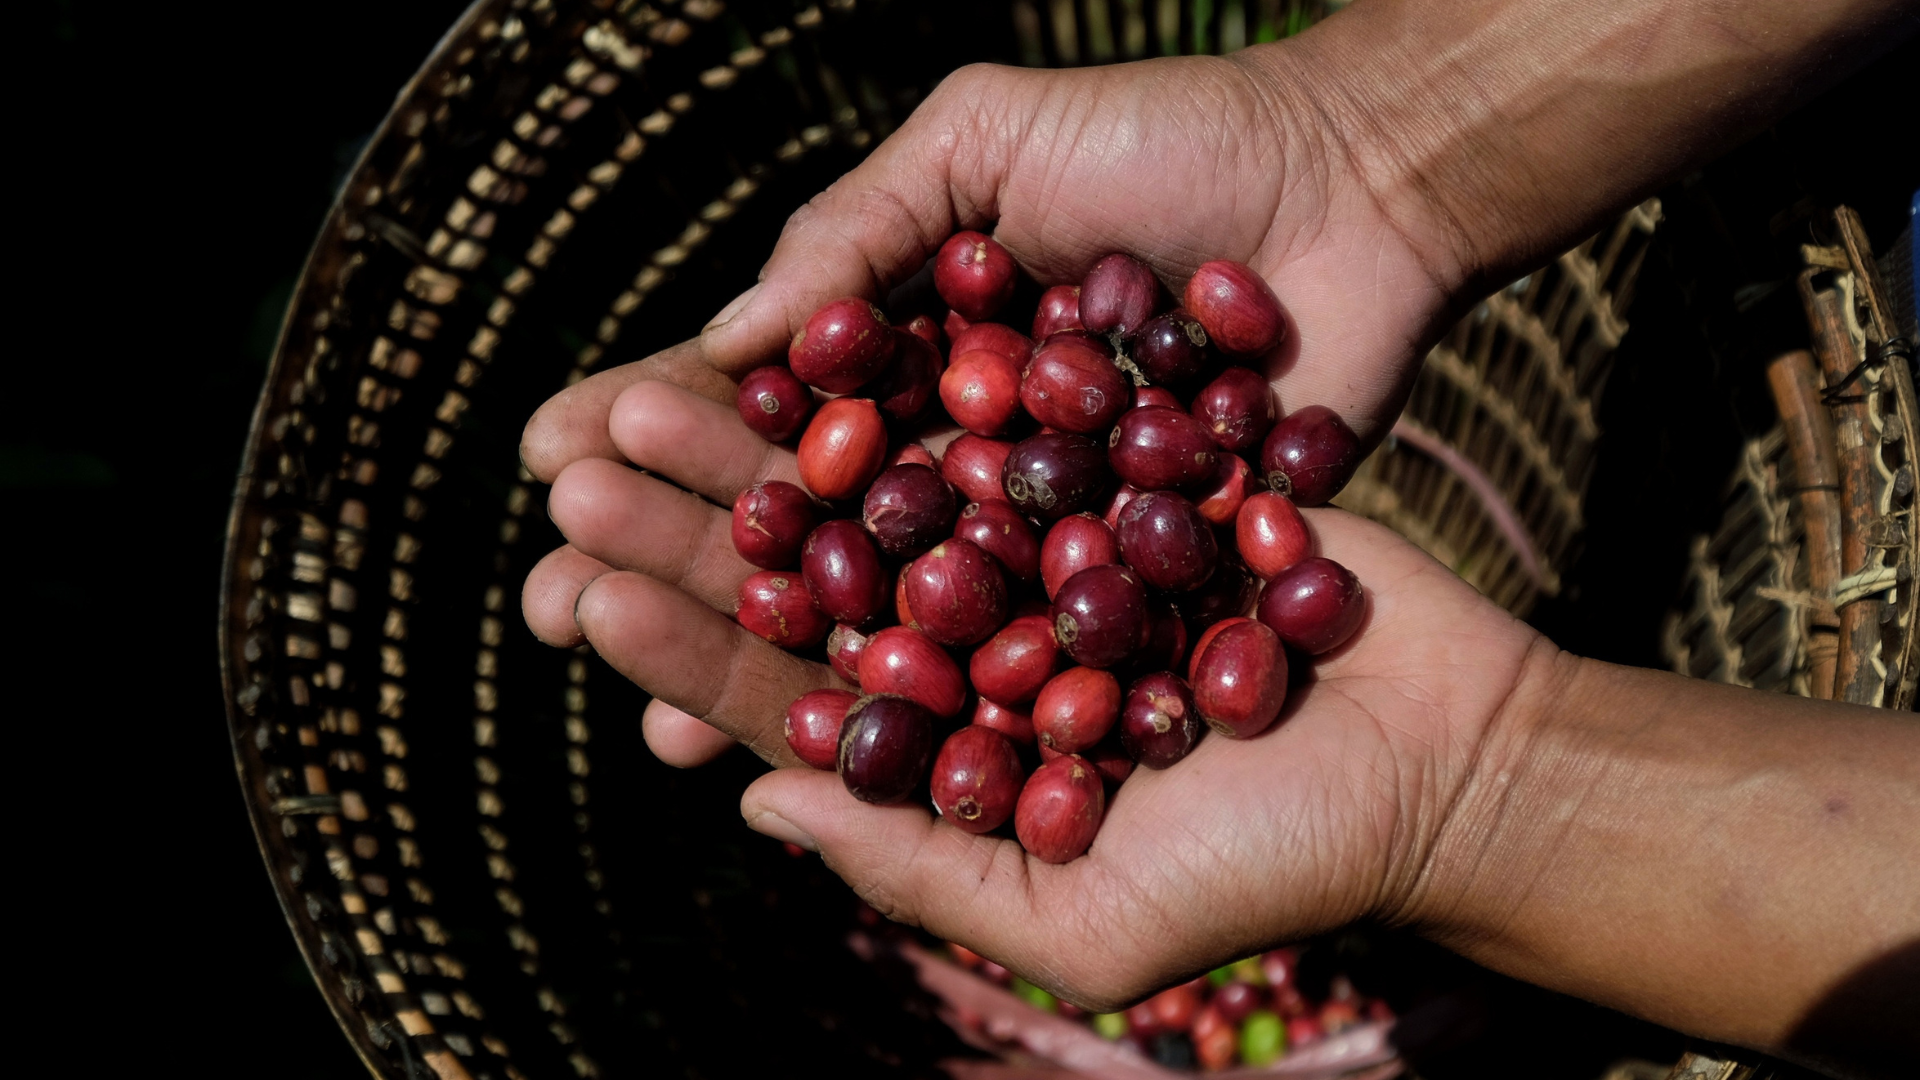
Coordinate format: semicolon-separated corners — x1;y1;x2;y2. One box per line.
734;231;1366;862
946;940;1392;1069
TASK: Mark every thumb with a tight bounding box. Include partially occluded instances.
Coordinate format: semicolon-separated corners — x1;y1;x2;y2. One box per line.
701;66;1019;372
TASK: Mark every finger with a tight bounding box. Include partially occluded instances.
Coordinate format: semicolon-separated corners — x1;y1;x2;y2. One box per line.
547;457;756;610
521;544;612;647
642;699;737;768
573;570;830;765
701;64;1032;369
739;768;1159;1011
520;338;739;483
608;379;803;505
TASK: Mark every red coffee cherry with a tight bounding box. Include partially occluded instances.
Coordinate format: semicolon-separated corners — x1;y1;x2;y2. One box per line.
950;321;1034;367
1191;366;1276;452
1183;260;1286;360
893;568;919;630
954;499;1041;581
1212;981;1262;1024
837;694;935;804
970;614;1060;706
797;397;888;500
941;433;1017;506
858;626;967;717
1033;666;1122;753
826;623;869;685
1193;453;1255;526
1108;405;1219;491
801;519;888;625
1190;619;1288;738
940;349;1025;436
1051;564;1150;668
861;329;943;423
1031;284;1084;339
943;307;971;342
1114;490;1219;593
1237;491;1312;579
904;539;1009;646
1079;252;1163;337
789;297;895;392
736;571;831;648
731;480;815;569
902;312;943;349
1015;754;1105;863
1101;482;1142;529
1128;308;1214;387
1133;385;1183;410
1187;616;1254;682
1021;332;1128;435
1002;432;1113;521
934;231;1018;321
1040;512;1120;600
930;726;1024;834
736;366;813;443
889;442;937;469
1257;556;1365;654
1120;672;1200;769
863;462;958;558
1192;1006;1237;1070
786;688;859;769
973;696;1037;746
1260;404;1362;506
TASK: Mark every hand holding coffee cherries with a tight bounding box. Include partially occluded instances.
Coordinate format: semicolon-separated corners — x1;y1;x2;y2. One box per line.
734;237;1374;866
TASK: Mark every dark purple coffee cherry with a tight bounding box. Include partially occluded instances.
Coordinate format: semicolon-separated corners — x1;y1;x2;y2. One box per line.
1114;490;1218;593
1080;253;1163;337
1002;432;1113;521
1127;309;1214;387
737;366;814;443
1261;405;1362;507
1120;672;1200;769
801;519;889;626
1108;405;1219;491
863;463;958;558
838;694;936;804
1051;564;1150;668
1257;556;1365;654
1191;367;1276;453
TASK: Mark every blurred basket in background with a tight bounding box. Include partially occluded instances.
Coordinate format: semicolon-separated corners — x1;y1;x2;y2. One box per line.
220;2;1668;1078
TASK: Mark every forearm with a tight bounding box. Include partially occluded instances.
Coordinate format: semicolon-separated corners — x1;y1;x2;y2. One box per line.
1415;646;1920;1060
1257;0;1918;292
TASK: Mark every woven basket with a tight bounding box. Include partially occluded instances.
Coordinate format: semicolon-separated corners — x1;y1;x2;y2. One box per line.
220;2;1654;1077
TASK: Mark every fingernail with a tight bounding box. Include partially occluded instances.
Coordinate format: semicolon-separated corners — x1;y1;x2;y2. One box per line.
746;810;817;852
706;283;762;331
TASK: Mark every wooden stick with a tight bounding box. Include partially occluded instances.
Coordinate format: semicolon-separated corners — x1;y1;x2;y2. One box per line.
1765;350;1843;699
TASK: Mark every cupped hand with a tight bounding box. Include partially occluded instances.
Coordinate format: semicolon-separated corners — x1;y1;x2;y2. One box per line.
525;374;1551;1007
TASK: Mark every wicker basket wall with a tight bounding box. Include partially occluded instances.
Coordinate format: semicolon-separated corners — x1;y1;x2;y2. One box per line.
220;2;1650;1078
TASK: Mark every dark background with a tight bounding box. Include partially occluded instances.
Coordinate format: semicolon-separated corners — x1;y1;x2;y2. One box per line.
8;0;1912;1076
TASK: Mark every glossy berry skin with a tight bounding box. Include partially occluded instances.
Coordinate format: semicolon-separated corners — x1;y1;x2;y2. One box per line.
1128;309;1213;387
930;726;1024;834
1002;433;1112;521
1079;253;1162;337
941;433;1017;506
1032;666;1121;753
736;366;813;443
1237;491;1312;579
1257;556;1365;654
950;321;1033;367
1187;616;1254;682
826;623;869;684
1115;491;1218;593
1039;512;1120;600
955;500;1040;581
797;397;888;500
1015;754;1105;863
859;626;966;717
1191;366;1276;452
1101;482;1141;529
731;480;815;569
786;688;859;769
789;298;895;392
1147;984;1202;1034
863;463;958;558
1261;405;1362;506
940;349;1025;436
1108;405;1219;491
934;231;1018;321
1178;556;1257;633
1183;261;1287;360
837;694;936;804
861;330;943;423
904;539;1009;647
1194;454;1255;526
801;520;889;625
890;442;937;469
970;615;1059;705
736;571;831;648
1031;285;1084;339
1212;981;1262;1025
972;697;1036;746
1133;385;1183;410
1119;672;1199;769
1052;564;1150;668
893;569;919;630
1021;332;1128;435
1190;619;1288;738
903;313;943;349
